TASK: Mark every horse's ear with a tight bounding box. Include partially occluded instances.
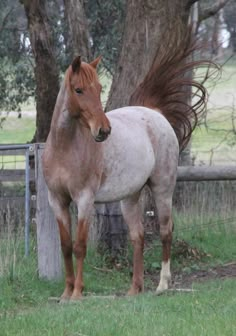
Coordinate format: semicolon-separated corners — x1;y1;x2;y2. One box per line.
90;56;102;69
71;56;81;73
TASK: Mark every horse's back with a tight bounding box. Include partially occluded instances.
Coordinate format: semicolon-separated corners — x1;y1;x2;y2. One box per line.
108;106;177;141
107;106;179;156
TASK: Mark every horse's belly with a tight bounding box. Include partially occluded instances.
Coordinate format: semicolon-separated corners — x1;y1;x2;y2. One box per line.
95;169;151;203
95;138;155;202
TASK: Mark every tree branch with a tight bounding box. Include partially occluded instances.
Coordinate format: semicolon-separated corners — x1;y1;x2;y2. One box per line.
199;0;231;23
185;0;199;11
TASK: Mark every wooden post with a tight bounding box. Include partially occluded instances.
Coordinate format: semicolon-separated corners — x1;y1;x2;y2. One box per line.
36;144;62;280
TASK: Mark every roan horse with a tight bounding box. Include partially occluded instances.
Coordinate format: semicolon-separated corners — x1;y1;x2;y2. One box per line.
42;31;209;301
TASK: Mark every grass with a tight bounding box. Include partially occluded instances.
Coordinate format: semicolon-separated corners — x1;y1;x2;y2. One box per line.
0;212;235;335
0;279;236;336
0;116;35;144
191;60;236;164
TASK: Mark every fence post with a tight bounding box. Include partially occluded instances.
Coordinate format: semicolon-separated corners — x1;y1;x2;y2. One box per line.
36;144;62;280
24;147;30;256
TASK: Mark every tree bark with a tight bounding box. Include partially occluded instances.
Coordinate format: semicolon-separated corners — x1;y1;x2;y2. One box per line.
106;0;190;112
20;0;60;142
63;0;92;61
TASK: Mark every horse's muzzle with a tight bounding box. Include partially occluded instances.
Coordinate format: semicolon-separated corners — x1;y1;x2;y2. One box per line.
95;127;111;142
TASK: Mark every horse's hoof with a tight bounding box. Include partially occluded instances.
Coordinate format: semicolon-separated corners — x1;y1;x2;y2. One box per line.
59;297;70;304
59;289;73;303
70;290;83;302
127;286;143;296
70;295;83;302
156;285;168;296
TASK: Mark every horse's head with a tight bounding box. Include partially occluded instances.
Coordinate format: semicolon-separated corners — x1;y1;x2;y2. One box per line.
66;56;111;142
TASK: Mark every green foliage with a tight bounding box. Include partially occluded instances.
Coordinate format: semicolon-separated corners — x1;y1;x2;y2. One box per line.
84;0;125;75
0;57;35;113
0;0;125;113
46;0;70;71
0;0;35;113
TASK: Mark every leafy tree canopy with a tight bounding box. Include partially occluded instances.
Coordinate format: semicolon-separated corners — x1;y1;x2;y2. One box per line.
0;0;125;113
0;0;34;113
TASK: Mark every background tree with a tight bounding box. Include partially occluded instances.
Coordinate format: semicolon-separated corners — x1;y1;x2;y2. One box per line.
20;0;60;142
84;0;125;74
224;0;236;52
63;0;92;61
0;0;34;115
106;0;190;112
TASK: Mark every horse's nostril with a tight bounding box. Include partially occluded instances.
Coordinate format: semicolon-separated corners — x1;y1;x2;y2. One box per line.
98;127;111;137
98;128;106;137
95;127;111;142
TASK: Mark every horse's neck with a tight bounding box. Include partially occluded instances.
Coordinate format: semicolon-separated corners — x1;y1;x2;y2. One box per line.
50;81;85;147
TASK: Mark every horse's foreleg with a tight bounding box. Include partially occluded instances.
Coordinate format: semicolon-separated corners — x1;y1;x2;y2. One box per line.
57;215;74;300
48;194;74;301
121;194;144;295
71;192;93;300
71;218;89;299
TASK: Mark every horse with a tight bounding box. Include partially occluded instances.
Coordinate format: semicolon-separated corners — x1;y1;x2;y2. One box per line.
42;30;209;301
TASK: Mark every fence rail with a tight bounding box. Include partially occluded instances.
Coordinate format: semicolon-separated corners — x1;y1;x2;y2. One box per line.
0;169;35;182
2;166;236;183
177;166;236;181
1;143;236;280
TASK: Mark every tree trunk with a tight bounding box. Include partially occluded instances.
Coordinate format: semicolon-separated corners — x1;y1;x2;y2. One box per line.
104;0;193;256
21;0;60;142
106;0;190;112
63;0;92;61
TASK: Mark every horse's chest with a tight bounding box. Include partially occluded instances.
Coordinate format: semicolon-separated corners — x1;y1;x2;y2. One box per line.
44;154;101;198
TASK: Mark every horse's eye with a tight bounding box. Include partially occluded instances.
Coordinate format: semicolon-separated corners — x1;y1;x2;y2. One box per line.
75;88;83;95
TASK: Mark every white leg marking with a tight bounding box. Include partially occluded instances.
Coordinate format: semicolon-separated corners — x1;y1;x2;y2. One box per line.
156;260;171;294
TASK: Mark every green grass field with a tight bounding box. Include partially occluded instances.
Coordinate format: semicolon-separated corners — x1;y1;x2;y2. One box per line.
191;60;236;164
0;221;236;336
0;279;235;336
0;116;35;144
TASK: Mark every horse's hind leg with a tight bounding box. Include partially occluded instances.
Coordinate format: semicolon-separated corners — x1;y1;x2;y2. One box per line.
150;177;176;294
48;194;74;301
121;193;144;295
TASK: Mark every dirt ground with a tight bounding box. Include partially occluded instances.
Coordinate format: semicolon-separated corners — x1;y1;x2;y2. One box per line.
144;262;236;293
173;262;236;288
143;239;236;290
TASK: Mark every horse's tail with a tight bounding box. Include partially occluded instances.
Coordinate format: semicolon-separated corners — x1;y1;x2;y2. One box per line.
129;26;218;150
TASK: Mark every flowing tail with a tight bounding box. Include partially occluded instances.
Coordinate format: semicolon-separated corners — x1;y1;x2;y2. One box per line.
129;26;218;150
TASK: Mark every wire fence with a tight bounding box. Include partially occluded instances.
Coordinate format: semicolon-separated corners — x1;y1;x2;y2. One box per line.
0;145;34;256
0;145;236;253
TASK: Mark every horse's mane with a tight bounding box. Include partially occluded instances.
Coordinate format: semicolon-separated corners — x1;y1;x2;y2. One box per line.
129;26;218;150
79;62;98;87
66;61;98;89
